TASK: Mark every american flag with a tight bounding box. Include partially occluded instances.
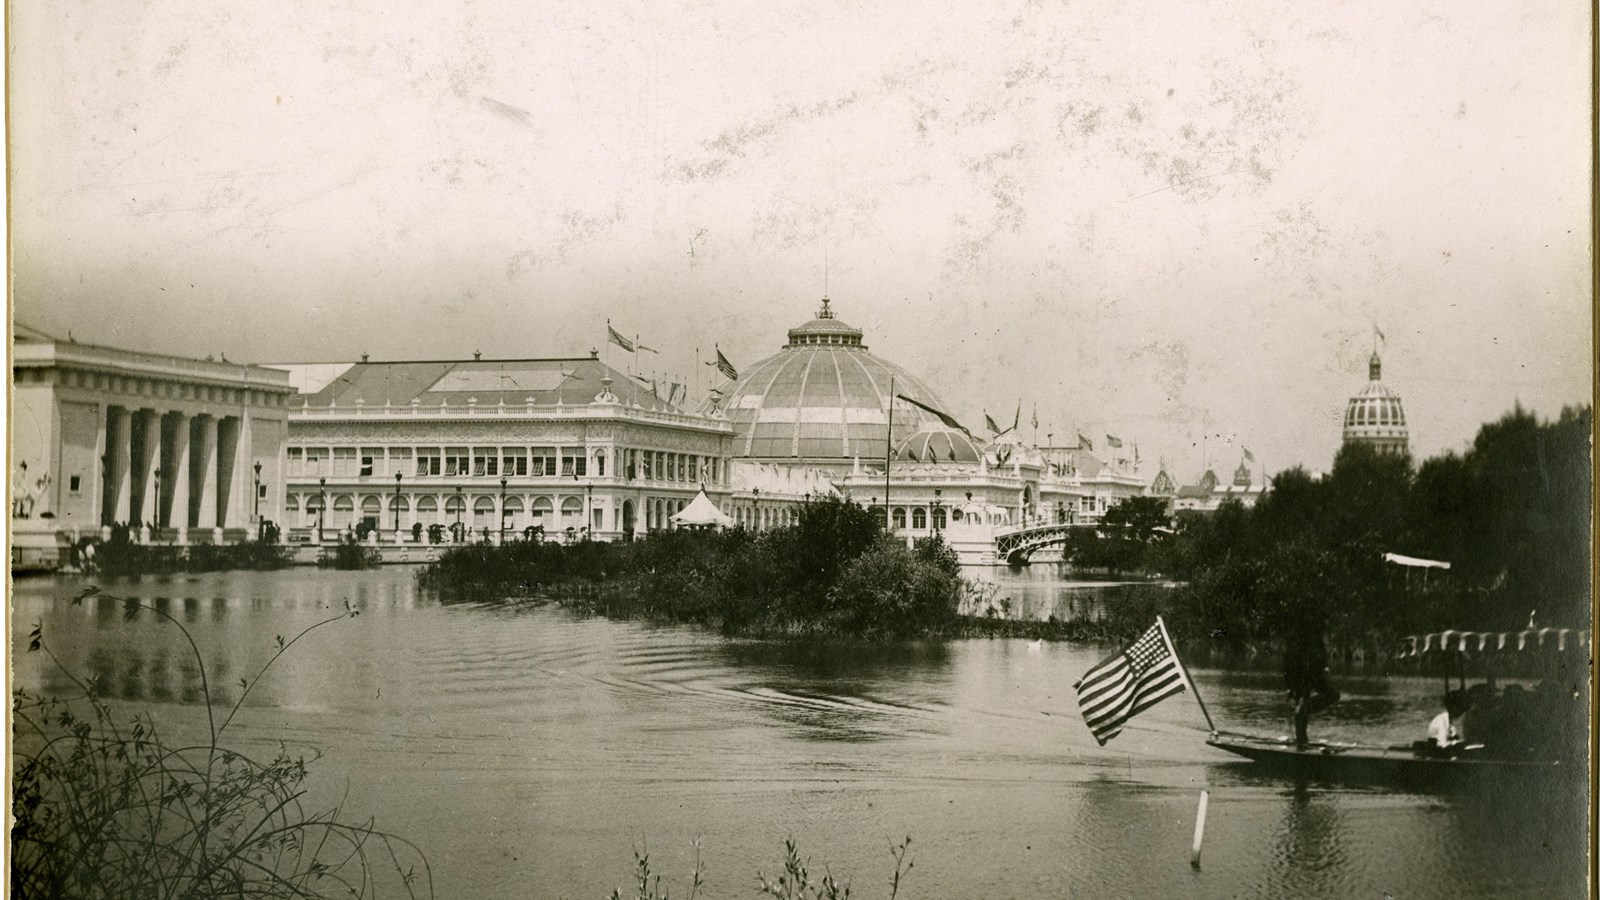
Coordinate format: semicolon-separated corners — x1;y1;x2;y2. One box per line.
1074;620;1186;745
607;324;635;352
714;348;739;381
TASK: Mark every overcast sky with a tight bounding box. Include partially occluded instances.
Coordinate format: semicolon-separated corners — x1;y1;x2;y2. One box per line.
11;0;1592;476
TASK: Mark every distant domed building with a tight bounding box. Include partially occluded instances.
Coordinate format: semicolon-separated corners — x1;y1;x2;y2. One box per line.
1342;351;1409;455
712;298;948;471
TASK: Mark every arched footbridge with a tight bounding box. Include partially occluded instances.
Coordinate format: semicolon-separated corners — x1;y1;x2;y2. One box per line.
993;521;1078;564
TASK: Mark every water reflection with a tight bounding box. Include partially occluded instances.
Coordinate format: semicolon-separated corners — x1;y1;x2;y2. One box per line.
708;640;954;743
1265;785;1348;896
11;569;1588;900
971;564;1178;622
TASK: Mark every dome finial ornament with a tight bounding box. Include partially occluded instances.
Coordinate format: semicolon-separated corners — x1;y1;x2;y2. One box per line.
817;296;833;320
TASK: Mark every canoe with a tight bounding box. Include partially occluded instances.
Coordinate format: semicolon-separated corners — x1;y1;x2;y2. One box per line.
1205;731;1576;789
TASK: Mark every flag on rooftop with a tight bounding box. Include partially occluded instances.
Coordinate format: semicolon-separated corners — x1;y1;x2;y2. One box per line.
607;324;635;353
1031;403;1038;431
1105;434;1123;449
1074;619;1187;745
985;412;1001;434
1243;447;1255;462
896;394;973;439
637;342;659;354
1078;433;1093;452
713;348;739;381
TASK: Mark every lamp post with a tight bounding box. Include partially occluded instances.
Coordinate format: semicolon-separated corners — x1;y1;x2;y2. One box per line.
454;484;463;541
499;477;507;544
317;476;327;542
394;471;404;534
932;487;943;536
253;461;263;540
154;467;163;532
751;486;760;531
99;454;108;528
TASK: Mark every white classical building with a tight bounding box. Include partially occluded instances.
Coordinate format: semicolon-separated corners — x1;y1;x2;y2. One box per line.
274;353;736;544
12;325;294;568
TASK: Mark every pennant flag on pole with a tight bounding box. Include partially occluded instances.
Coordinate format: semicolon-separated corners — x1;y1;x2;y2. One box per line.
1105;434;1124;449
985;412;1001;434
1074;619;1187;745
896;394;973;439
1031;404;1039;431
1012;401;1021;433
637;341;659;355
607;325;635;353
1243;447;1255;462
1078;433;1094;452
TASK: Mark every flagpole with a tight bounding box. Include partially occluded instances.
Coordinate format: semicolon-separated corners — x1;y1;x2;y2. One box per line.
884;373;894;532
1157;615;1216;734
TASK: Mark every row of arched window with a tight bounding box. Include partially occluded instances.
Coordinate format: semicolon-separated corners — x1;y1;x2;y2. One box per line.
1346;398;1406;427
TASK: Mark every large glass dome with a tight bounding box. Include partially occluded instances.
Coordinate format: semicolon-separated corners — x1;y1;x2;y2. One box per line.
1342;352;1409;455
712;299;950;467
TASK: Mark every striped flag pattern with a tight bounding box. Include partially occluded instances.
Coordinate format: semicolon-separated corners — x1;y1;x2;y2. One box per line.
714;348;739;380
607;325;635;352
1074;620;1186;745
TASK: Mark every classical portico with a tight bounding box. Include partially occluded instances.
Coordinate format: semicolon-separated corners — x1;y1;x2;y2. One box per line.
12;327;294;565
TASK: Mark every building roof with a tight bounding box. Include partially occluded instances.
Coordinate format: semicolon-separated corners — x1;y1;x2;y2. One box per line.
713;300;948;462
279;356;683;413
894;427;982;464
1342;350;1409;448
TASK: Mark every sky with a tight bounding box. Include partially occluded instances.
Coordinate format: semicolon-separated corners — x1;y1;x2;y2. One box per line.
10;0;1593;477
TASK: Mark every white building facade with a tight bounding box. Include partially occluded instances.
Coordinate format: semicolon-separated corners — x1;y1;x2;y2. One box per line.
12;326;293;567
277;354;736;544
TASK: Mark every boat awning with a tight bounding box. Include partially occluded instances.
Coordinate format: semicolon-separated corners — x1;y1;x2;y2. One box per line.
1397;628;1591;658
1383;552;1451;570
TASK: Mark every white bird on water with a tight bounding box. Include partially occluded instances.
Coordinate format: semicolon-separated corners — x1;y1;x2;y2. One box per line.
1026;639;1043;654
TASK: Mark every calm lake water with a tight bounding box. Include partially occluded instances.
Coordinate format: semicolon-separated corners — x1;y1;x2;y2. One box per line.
12;567;1588;899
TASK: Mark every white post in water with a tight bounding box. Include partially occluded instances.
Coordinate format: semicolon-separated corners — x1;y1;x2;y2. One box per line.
1190;790;1210;869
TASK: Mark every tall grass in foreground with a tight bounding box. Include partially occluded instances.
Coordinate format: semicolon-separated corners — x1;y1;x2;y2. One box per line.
608;837;914;900
12;586;431;899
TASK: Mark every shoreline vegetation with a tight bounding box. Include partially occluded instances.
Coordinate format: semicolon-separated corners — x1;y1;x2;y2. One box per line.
421;405;1590;673
13;588;431;899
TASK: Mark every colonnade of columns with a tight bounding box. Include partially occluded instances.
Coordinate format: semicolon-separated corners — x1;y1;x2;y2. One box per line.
102;405;244;533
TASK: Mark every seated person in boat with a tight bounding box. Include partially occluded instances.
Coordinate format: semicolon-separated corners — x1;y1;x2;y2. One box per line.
1425;689;1468;751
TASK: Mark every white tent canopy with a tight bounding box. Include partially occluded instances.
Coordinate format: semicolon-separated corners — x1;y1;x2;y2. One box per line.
670;490;734;528
1383;552;1451;570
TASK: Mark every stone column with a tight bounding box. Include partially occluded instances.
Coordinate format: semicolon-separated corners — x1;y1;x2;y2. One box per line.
134;409;162;527
214;416;240;528
164;413;191;532
195;415;219;528
109;406;133;525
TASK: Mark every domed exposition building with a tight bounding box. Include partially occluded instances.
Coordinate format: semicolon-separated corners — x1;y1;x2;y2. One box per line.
710;299;1147;558
1342;351;1409;455
711;298;948;471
